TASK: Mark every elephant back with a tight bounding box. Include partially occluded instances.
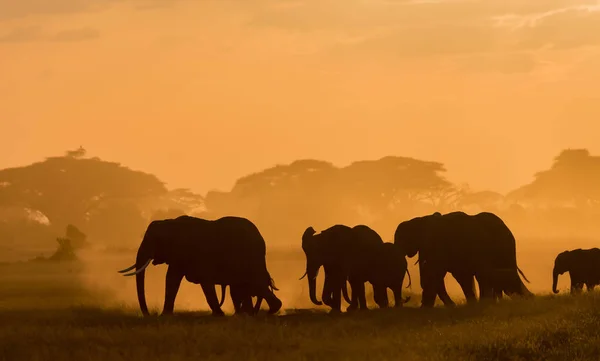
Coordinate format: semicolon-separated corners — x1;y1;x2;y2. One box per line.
173;216;269;284
414;212;520;273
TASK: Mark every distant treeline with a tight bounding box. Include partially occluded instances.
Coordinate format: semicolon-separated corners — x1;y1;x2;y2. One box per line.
1;148;599;255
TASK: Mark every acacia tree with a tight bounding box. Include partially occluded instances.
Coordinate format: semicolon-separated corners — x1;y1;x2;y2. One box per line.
0;151;169;248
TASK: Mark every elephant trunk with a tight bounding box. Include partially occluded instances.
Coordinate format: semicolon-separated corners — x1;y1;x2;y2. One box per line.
302;227;322;306
136;269;149;316
306;260;322;306
135;236;154;317
308;274;322;306
552;268;560;294
321;273;332;306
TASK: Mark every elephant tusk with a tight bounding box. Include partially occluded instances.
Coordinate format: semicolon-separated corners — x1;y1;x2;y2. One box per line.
117;264;136;273
122;259;152;276
299;271;307;280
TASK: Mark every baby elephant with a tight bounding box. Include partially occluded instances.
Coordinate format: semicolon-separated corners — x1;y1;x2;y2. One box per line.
370;243;412;308
552;248;600;294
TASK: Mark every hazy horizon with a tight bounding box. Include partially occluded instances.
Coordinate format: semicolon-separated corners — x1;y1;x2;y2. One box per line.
3;0;600;195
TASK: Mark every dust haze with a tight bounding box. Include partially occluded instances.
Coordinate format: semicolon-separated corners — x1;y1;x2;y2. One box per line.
1;147;600;313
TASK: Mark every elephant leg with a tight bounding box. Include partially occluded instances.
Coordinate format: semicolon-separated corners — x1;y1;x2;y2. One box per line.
478;283;493;300
392;286;405;308
357;282;368;310
345;278;359;311
421;287;437;308
346;289;358;311
454;273;477;305
570;278;583;295
476;271;496;302
329;275;343;313
321;267;334;307
420;264;454;308
232;292;242;314
161;266;184;316
492;287;503;300
265;293;283;315
419;263;447;308
240;296;255;315
256;284;282;315
201;283;225;316
347;280;367;311
373;284;389;308
435;279;456;307
230;285;250;315
499;269;531;298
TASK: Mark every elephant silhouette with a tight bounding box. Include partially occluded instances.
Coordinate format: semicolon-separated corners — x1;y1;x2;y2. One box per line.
553;248;600;294
118;215;282;316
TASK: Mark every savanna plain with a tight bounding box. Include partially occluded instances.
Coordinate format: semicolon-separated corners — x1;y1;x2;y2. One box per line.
1;237;599;361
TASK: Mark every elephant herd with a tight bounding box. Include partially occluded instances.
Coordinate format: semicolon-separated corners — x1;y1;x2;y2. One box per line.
117;212;600;317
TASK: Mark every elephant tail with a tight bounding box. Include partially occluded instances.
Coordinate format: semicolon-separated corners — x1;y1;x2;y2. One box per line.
405;268;412;289
517;266;530;283
218;285;227;307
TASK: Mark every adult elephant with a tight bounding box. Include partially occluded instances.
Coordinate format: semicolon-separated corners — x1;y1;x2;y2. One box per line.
117;215;282;316
552;248;600;294
394;211;532;308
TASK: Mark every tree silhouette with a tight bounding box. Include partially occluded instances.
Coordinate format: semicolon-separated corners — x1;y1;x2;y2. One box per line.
0;151;169;249
507;149;600;208
0;153;167;226
457;190;505;213
202;156;458;244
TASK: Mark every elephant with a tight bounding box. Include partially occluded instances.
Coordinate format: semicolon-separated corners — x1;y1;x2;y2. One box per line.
117;215;282;316
301;224;410;313
552;248;600;294
394;211;532;308
369;242;413;308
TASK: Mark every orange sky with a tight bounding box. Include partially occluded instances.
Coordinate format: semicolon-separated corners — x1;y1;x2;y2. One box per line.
2;0;600;194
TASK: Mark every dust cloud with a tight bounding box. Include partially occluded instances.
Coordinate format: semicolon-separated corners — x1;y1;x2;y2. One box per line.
73;222;600;314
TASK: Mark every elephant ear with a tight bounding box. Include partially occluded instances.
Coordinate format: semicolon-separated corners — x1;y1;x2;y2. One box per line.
302;226;318;250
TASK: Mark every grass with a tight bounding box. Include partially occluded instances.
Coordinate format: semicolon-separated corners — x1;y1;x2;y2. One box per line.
1;254;600;361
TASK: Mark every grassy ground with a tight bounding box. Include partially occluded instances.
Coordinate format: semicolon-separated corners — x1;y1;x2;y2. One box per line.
1;256;600;361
